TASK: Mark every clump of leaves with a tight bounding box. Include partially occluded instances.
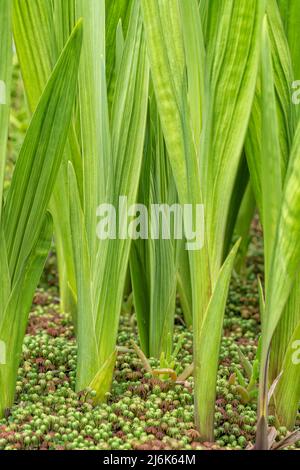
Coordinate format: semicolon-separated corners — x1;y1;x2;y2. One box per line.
131;339;192;384
0;10;82;418
229;338;261;404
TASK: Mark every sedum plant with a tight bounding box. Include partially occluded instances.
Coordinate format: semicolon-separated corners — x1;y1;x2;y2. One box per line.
230;339;262;405
0;12;82;417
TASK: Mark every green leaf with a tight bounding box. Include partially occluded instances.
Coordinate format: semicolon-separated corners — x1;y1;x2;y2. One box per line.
234;367;247;389
75;0;106;257
260;15;282;281
264;121;300;351
88;351;117;405
94;1;149;368
130;241;150;355
177;246;193;327
141;0;264;441
130;96;178;358
0;228;10;318
237;347;253;381
277;0;300;82
234;183;256;273
106;0;133;104
244;1;300;445
141;0;210;357
4;20;83;285
140;0;191;207
0;0;12;220
246;0;295;217
262;0;300;415
258;277;265;327
269;273;300;383
202;0;266;278
179;0;205;154
68;163;100;391
275;320;300;429
71;1;150;394
0;20;82;418
236;386;251;405
13;0;54;111
13;0;82;318
257;89;300;449
195;240;240;441
0;213;53;415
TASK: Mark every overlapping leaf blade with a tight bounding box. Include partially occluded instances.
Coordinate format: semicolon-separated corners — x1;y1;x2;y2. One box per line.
4;22;83;284
277;0;300;82
94;2;149;369
130;96;178;358
68;0;150;398
13;0;80;318
141;0;263;441
0;22;82;416
275;321;300;429
0;0;12;219
202;0;266;279
106;0;134;104
195;240;240;435
0;214;53;415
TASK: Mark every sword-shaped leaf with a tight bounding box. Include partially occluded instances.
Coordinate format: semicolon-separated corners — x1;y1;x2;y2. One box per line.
275;320;300;429
0;214;53;416
0;0;12;219
3;21;83;284
0;21;82;417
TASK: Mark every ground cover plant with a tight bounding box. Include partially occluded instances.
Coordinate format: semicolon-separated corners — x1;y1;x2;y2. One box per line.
0;0;299;452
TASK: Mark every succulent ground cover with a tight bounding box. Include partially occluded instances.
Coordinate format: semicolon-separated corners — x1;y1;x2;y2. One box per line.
1;1;300;452
0;225;298;451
